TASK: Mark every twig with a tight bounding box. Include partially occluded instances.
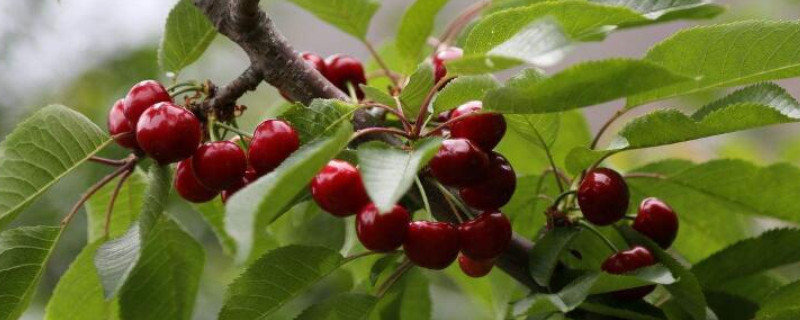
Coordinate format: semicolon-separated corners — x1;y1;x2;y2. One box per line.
104;168;134;239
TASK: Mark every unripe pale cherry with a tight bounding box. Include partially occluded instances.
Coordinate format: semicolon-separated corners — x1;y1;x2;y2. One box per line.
107;99;139;150
404;221;460;270
578;168;630;226
123;80;172;127
192;141;248;191
135;102;202;165
633;198;679;248
311;160;370;217
356;203;410;252
248;119;300;177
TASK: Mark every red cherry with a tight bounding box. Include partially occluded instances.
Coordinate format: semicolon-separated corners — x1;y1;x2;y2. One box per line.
403;221;460;270
458;211;512;260
107;99;139;150
433;47;463;83
633;198;679;248
458;255;494;278
281;52;328;101
174;159;218;203
436;110;452;123
123;80;172;127
460;152;516;210
192;141;248;191
601;246;657;300
325;54;366;99
449;101;506;151
135;102;202;165
221;168;257;203
578;168;629;226
429;139;490;188
356;203;411;252
311;160;370;217
248;119;300;176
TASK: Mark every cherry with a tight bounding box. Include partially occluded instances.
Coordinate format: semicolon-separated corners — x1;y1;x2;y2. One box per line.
458;255;494;278
325;54;366;99
192;141;248;191
123;80;172;127
578;168;629;226
429;139;490;188
460;152;516;210
107;99;139;150
248;119;300;176
601;246;657;300
433;47;464;83
356;203;411;252
221;168;257;203
449;101;506;151
174;159;218;203
633;198;679;248
436;110;451;123
458;211;512;260
281;52;328;101
135;102;202;165
311;160;370;217
403;221;460;270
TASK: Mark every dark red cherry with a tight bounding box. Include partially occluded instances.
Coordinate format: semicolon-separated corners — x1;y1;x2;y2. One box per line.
436;110;452;122
404;221;460;270
248;119;300;176
578;168;629;226
281;52;328;101
135;102;202;165
174;159;218;203
601;246;657;300
221;168;257;203
633;198;679;248
460;152;516;210
123;80;172;127
449;101;506;151
458;211;512;260
429;139;490;187
356;203;411;252
107;99;139;150
192;141;248;191
326;54;366;99
311;160;370;217
433;47;463;83
458;255;494;278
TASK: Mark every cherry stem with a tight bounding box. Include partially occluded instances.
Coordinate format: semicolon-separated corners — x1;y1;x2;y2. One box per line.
414;176;433;219
591;108;626;150
551;190;577;209
540;134;565;193
351;127;412;141
170;86;204;98
624;215;637;221
438;0;490;47
363;39;400;88
543;167;571;186
104;167;134;239
89;156;128;167
376;260;413;298
61;155;137;227
578;220;619;253
167;81;199;92
214;121;252;138
366;69;402;81
413;77;452;138
432;180;471;222
360;103;412;132
343;250;400;263
422;111;483;138
347;82;359;104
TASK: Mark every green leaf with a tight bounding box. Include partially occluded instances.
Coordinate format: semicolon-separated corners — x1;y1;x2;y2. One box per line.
267;200;346;251
506;114;560;149
218;245;344;319
86;171;146;243
226;124;353;262
191;200;236;256
358;138;442;213
443;55;525;75
399;64;435;120
371;268;431;320
288;0;379;40
756;281;800;320
0;105;110;228
0;226;62;320
629;21;800;107
529;227;583;287
591;0;724;21
45;242;119;320
369;254;400;286
158;0;217;74
396;0;450;72
360;85;397;108
296;293;378;320
431;75;499;115
579;297;665;320
483;59;691;114
279;99;353;143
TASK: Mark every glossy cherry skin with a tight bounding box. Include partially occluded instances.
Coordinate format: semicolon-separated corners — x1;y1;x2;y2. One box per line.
460;152;516;210
578;168;630;226
310;160;370;217
429;139;490;188
281;52;328;101
458;255;494;278
633;198;679;248
174;159;218;203
356;203;411;252
248;119;300;176
325;54;366;99
123;80;172;127
192;141;248;191
433;47;464;83
458;211;512;260
449;101;506;152
601;246;657;300
221;168;257;203
135;102;202;165
404;221;460;270
107;99;139;150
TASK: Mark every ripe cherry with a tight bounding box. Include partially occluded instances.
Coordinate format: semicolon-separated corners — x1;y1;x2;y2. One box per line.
458;255;494;278
633;198;679;248
429;139;490;188
174;159;218;203
449;101;506;151
192;141;248;191
325;54;366;99
311;160;370;217
107;99;139;150
221;168;257;203
433;47;464;83
356;204;411;252
458;211;512;260
135;102;202;165
460;152;516;210
578;168;629;226
123;80;172;127
601;246;657;300
248;119;300;176
281;52;328;101
404;221;460;270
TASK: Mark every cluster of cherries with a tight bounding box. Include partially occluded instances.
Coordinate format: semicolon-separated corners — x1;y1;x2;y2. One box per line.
282;52;367;101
